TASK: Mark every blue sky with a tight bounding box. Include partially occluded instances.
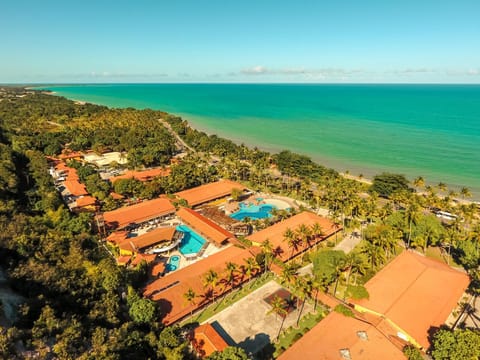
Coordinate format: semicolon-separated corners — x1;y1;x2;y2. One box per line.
1;0;480;83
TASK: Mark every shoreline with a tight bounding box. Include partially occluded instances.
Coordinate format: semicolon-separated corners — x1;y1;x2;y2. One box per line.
39;86;480;200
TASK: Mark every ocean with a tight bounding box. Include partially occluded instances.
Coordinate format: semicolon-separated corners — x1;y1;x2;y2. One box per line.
43;84;480;198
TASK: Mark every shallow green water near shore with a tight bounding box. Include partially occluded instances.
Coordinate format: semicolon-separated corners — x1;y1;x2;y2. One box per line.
44;84;480;198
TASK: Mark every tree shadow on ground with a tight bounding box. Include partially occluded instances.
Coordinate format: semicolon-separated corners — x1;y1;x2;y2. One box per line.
237;333;272;359
156;299;172;323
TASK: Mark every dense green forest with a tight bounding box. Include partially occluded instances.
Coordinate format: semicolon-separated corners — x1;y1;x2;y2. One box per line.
0;89;242;359
0;87;479;359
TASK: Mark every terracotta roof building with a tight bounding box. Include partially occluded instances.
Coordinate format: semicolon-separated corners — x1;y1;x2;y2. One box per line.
118;227;178;255
174;180;246;207
130;253;157;267
247;211;339;261
177;207;234;246
102;198;175;230
106;231;128;245
278;251;469;359
75;195;97;208
110;167;171;183
64;180;88;196
144;245;260;325
278;310;406;360
192;323;229;358
353;250;469;350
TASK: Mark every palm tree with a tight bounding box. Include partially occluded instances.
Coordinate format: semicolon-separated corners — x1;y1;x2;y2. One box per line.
260;239;273;275
304;274;322;311
437;182;447;193
283;227;302;261
183;288;197;317
344;252;366;290
296;223;312;253
310;222;324;242
361;241;385;270
243;257;259;287
413;176;425;191
267;295;288;340
280;262;299;285
460;187;472;200
332;255;347;297
224;261;238;291
203;269;219;303
294;276;313;327
405;201;421;248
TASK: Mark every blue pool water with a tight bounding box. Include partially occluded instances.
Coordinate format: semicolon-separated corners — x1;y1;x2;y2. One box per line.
176;225;207;255
230;203;276;221
166;255;180;272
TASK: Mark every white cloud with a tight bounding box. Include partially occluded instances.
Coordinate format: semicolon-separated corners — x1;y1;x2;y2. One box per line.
241;65;268;74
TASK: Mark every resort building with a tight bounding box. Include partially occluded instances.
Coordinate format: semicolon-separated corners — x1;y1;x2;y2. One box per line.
117;226;181;256
63;180;88;196
143;244;260;325
101;197;176;230
83;151;128;168
247;211;339;261
278;251;470;359
191;323;229;358
109;167;171;183
174;179;246;208
72;195;97;212
176;207;235;247
278;310;406;360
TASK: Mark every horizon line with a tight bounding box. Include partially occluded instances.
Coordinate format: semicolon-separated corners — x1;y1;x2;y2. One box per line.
4;82;480;87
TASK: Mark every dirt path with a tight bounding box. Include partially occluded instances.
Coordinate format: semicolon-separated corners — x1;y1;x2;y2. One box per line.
158;118;195;153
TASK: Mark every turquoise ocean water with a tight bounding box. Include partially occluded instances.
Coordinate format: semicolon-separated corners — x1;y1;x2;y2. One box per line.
44;84;480;198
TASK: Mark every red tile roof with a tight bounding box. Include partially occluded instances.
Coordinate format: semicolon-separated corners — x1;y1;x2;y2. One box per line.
177;208;234;246
59;151;83;160
106;231;128;245
75;195;97;207
192;323;229;357
174;180;246;207
102;198;175;230
278;310;406;360
54;162;69;172
116;255;132;266
144;245;259;324
110;192;124;200
110;167;171;183
247;212;339;261
130;253;157;267
353;251;469;349
66;167;80;181
64;180;88;196
151;262;166;277
279;251;469;359
119;227;177;252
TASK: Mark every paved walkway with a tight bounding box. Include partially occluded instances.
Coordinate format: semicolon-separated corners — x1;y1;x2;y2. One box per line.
333;229;362;254
206;280;314;357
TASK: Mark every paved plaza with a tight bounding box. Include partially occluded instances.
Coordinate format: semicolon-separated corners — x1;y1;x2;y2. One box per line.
205;280;314;356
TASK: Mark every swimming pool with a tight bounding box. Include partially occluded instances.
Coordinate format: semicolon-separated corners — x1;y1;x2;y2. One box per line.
230;203;276;221
176;225;207;255
166;255;180;272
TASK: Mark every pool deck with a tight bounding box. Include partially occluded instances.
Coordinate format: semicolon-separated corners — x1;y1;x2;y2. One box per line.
164;242;226;274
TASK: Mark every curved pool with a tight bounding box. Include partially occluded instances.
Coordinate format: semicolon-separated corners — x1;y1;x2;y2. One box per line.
230;203;276;221
176;225;207;255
